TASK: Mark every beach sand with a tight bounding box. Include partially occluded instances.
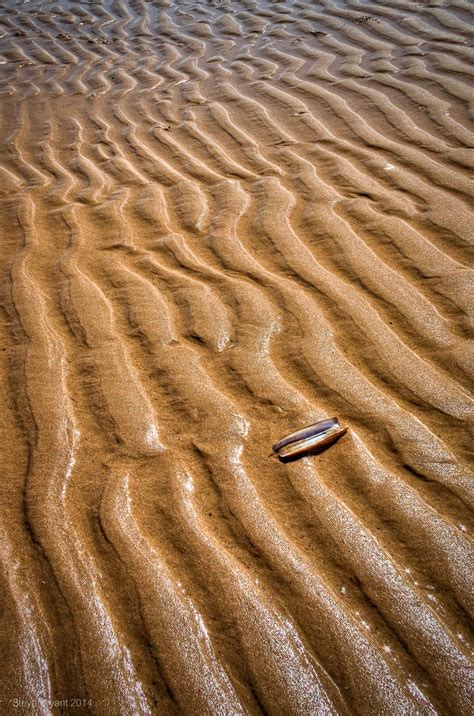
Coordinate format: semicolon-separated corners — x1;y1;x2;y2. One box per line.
0;0;473;713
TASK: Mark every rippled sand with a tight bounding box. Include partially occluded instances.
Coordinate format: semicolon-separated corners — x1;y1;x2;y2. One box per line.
1;0;473;713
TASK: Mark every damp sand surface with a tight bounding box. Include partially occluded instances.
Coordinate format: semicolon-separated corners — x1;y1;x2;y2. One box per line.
0;1;473;714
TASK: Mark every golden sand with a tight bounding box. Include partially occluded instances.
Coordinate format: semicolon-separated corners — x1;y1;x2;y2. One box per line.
1;0;473;713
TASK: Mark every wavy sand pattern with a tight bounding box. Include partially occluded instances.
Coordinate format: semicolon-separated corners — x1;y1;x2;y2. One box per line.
0;0;473;713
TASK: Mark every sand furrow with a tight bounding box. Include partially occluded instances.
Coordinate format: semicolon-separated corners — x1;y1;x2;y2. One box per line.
3;198;158;714
101;469;247;715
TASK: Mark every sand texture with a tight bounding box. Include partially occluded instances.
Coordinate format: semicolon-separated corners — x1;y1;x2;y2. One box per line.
1;0;473;713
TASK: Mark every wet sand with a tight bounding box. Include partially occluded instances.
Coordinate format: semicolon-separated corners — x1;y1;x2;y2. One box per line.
0;0;473;713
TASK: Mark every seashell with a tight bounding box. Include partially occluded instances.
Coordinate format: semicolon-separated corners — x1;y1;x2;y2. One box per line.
272;416;340;453
273;417;346;461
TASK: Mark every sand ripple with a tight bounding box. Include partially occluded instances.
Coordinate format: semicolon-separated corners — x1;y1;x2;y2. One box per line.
0;0;473;713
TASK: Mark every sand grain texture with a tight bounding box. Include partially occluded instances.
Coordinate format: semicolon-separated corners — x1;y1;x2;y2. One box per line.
0;0;473;714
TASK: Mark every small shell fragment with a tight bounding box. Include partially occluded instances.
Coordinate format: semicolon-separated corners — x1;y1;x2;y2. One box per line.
273;417;346;461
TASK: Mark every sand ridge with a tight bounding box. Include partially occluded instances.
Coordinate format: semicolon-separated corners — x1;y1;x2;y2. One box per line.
0;0;473;713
